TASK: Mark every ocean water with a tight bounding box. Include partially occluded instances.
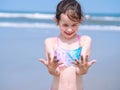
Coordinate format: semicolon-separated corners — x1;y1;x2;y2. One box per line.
0;11;120;31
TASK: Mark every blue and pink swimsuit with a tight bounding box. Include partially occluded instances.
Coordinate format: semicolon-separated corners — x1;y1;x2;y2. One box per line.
55;35;82;66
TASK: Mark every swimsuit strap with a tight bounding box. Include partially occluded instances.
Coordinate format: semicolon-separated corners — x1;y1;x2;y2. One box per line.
78;35;81;47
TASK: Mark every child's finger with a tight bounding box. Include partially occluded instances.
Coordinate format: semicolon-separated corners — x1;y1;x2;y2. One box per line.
85;55;89;62
72;59;79;65
53;56;57;61
57;61;63;66
72;62;77;65
80;55;84;64
75;59;79;64
53;56;59;63
47;53;51;63
39;58;47;65
89;59;96;67
84;55;88;64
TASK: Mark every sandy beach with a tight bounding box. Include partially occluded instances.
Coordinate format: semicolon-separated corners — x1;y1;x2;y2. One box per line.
0;27;120;90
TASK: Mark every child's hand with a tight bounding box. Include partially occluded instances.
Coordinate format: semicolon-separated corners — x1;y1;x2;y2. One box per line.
39;53;62;76
72;55;96;75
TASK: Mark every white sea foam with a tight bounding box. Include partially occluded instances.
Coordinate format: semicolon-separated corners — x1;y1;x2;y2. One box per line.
0;12;120;22
89;16;120;21
0;22;120;31
0;12;54;19
80;25;120;31
0;22;56;28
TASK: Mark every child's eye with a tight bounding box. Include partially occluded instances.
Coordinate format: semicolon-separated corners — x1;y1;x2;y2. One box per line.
72;24;77;27
63;24;68;27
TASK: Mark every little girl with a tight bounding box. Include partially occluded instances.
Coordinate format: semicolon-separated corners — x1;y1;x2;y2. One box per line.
40;0;96;90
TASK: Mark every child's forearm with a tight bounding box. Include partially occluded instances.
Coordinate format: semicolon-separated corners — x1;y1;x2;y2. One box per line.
76;70;87;75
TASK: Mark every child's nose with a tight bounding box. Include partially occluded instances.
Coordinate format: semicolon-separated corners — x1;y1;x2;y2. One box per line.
67;27;72;32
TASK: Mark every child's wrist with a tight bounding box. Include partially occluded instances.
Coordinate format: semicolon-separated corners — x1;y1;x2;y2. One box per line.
48;69;60;76
76;69;88;75
76;67;87;75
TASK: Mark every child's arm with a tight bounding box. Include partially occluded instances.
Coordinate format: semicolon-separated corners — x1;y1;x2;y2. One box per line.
80;35;92;58
40;38;62;76
74;35;96;75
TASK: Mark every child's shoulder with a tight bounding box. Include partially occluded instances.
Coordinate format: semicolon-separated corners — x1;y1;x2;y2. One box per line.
80;35;92;46
80;35;92;41
44;37;57;45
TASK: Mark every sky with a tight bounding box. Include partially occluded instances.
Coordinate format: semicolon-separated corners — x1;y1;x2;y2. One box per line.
0;0;120;14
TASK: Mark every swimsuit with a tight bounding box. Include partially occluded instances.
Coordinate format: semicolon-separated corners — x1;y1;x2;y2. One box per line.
55;35;82;66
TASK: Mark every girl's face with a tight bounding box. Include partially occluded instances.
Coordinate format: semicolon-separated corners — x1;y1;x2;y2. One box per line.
58;13;80;39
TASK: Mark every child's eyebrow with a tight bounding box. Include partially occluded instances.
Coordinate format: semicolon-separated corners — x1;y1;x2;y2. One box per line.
72;23;79;25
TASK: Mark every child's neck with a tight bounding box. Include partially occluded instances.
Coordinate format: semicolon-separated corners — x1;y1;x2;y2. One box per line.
59;34;78;44
58;34;79;50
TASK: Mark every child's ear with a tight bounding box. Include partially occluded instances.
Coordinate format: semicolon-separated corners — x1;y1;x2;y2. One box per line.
80;17;84;23
54;17;59;25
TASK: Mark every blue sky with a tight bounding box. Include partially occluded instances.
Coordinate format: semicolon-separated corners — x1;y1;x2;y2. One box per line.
0;0;120;14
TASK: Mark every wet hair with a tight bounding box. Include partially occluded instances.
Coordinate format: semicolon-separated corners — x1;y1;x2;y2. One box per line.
55;0;83;23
